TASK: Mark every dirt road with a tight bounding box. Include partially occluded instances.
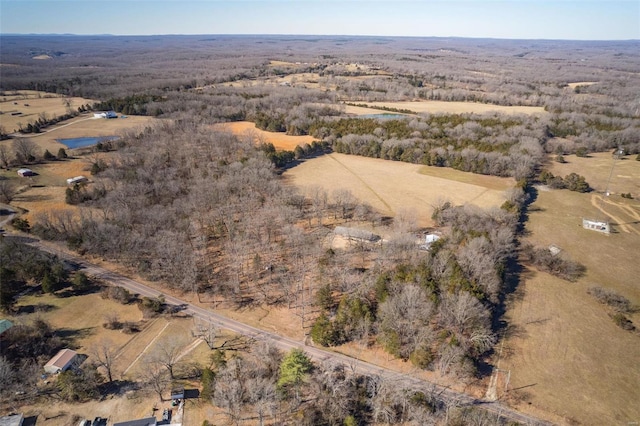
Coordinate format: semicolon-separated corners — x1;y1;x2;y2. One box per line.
21;236;552;425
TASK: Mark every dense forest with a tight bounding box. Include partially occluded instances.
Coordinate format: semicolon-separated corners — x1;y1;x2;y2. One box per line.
1;35;639;423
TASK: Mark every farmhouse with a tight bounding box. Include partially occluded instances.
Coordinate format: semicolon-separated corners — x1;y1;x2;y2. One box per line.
66;175;88;186
582;218;610;234
93;111;117;119
17;168;34;177
44;348;80;374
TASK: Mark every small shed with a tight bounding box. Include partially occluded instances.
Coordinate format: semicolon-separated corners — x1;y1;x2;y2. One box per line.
113;417;157;426
17;168;34;177
44;348;79;374
66;176;88;186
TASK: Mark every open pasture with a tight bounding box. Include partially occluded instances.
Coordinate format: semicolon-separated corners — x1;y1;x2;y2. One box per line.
501;187;640;425
546;152;640;197
284;153;513;227
0;90;96;134
212;121;317;151
356;100;547;115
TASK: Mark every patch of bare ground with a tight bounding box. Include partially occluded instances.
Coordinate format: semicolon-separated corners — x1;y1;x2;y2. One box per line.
211;121;317;151
500;188;640;425
284;153;512;227
567;81;598;89
357;100;547;115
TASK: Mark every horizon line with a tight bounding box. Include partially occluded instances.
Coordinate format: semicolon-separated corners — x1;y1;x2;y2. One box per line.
1;33;639;42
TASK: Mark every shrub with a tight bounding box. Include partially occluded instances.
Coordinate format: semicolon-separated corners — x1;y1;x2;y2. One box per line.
11;217;30;232
575;147;589;157
101;286;133;304
522;244;586;281
588;287;633;313
43;149;55;160
57;148;68;159
610;313;635;331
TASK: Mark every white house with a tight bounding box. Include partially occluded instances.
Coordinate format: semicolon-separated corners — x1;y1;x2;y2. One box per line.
17;168;34;177
93;111;117;119
44;349;80;374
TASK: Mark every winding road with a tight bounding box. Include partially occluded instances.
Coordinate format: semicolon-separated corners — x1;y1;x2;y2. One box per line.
21;236;552;425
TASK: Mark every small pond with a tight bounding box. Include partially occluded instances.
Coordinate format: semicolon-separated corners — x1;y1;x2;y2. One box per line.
57;136;119;149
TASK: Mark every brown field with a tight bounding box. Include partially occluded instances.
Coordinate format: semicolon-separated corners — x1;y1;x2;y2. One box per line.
500;187;640;425
284;153;514;227
0;91;97;134
546;152;640;197
356;100;547;115
212;121;317;151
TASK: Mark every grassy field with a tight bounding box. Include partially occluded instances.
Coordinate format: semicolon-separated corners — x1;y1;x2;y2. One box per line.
0;90;96;134
546;152;640;198
500;186;640;425
212;121;317;151
355;100;547;115
284;153;514;227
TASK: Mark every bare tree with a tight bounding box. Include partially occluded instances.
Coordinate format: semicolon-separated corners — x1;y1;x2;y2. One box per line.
140;367;170;401
90;339;118;383
0;179;17;204
0;144;11;169
147;335;189;380
12;138;38;163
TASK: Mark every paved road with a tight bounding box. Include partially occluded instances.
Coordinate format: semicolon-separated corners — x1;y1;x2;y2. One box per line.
27;237;552;426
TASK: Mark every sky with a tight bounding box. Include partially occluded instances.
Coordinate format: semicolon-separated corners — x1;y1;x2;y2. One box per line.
1;0;638;40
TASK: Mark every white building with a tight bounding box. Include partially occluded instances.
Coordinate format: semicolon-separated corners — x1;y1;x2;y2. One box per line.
44;349;80;374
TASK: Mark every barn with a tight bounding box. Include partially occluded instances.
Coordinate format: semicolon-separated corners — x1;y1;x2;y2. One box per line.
17;168;34;177
44;348;80;374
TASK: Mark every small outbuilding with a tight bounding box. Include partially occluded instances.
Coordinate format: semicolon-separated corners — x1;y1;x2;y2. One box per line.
17;168;34;177
94;111;117;119
66;176;88;186
44;348;80;374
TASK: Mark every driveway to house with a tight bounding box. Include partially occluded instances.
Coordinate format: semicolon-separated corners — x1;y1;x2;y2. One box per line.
20;235;551;426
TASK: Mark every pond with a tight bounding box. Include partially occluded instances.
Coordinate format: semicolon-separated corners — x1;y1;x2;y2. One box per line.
57;136;119;149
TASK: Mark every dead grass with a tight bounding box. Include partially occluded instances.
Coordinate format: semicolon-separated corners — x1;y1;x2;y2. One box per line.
284;153;512;227
567;82;598;89
546;152;640;197
500;188;640;425
212;121;317;151
0;91;97;134
355;100;547;115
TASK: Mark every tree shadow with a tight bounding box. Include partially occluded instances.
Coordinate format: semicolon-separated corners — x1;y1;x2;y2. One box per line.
54;326;94;348
16;302;58;314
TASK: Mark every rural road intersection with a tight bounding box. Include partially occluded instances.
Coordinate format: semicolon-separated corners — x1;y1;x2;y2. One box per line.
21;236;551;426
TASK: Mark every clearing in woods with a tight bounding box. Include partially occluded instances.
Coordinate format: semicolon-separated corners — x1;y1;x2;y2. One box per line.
212;121;317;151
351;100;547;115
284;153;514;227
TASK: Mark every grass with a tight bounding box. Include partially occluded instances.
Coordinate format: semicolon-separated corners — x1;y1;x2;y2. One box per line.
212;121;317;151
353;100;547;115
284;153;513;227
500;187;640;425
